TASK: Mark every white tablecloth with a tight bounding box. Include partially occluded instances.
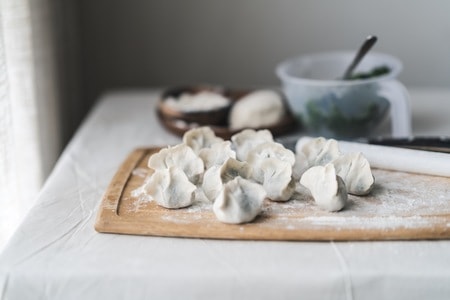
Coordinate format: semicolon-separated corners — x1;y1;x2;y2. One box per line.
1;89;450;300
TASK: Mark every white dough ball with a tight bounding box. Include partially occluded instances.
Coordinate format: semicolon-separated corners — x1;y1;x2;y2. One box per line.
229;90;285;130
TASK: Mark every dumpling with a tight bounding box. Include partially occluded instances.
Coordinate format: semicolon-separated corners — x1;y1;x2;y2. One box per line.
148;144;204;184
231;129;274;161
300;163;347;212
245;142;294;201
332;152;375;195
202;158;252;202
229;90;285;130
183;126;223;154
296;137;341;168
144;166;196;209
198;141;236;170
252;158;295;201
213;177;266;224
246;142;295;167
219;158;253;183
292;151;309;180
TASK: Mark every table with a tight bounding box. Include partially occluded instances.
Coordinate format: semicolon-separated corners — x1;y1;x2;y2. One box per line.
1;88;449;299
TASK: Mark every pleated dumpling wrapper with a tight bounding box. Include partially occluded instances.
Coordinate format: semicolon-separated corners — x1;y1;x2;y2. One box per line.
202;158;252;202
147;144;204;184
198;141;236;170
332;152;375;196
246;142;295;201
183;126;224;154
213;176;266;224
296;137;341;167
231;129;274;161
144;166;196;209
300;163;347;212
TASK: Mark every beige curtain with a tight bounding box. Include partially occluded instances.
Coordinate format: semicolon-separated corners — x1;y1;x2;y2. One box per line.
0;0;61;248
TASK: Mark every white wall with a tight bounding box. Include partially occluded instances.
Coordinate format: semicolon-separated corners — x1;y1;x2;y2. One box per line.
79;0;450;103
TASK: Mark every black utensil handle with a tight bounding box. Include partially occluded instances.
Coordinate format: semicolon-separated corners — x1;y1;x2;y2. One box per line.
368;136;450;153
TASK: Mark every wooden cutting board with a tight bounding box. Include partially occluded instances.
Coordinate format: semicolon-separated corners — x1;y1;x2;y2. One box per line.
95;148;450;241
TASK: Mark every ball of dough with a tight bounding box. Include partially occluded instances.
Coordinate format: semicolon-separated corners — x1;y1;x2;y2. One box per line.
229;90;285;130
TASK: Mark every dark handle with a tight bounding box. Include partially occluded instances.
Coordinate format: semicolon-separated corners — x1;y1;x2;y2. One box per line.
368;136;450;153
342;35;378;80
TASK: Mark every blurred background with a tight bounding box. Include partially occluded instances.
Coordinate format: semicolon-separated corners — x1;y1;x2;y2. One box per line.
1;0;450;247
66;0;450;146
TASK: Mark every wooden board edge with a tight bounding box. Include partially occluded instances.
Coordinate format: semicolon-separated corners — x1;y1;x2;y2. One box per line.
95;148;155;233
96;212;450;241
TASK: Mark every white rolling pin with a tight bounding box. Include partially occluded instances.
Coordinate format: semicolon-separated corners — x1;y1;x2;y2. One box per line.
297;137;450;177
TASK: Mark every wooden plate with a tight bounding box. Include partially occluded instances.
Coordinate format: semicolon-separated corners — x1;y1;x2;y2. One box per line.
157;86;299;139
157;109;298;140
95;148;450;241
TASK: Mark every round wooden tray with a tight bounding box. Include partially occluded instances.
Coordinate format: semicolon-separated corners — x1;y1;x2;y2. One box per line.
157;86;299;139
157;108;298;140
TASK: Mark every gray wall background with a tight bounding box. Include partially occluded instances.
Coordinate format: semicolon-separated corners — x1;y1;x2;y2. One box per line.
61;0;450;143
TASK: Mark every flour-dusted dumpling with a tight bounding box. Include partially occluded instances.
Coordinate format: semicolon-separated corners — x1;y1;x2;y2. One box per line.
192;188;210;204
300;163;347;212
296;137;341;168
245;142;294;201
247;142;295;167
148;144;204;184
253;158;295;201
229;90;285;130
144;166;196;209
198;141;236;169
332;152;375;196
201;165;223;202
219;158;253;183
183;126;223;154
292;151;309;180
213;177;266;224
231;129;274;161
202;158;252;202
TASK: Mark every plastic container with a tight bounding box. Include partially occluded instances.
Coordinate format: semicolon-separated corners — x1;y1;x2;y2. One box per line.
276;51;411;138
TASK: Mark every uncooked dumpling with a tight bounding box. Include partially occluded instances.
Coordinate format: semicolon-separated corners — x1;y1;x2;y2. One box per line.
253;158;295;201
147;144;204;184
292;151;309;180
300;163;347;212
231;129;274;161
198;141;236;170
332;152;375;195
202;158;252;202
213;177;266;224
229;90;285;130
183;126;224;154
245;142;295;201
247;142;295;167
296;137;341;168
144;166;196;209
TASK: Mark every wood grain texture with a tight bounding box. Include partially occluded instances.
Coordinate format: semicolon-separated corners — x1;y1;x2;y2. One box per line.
95;148;450;241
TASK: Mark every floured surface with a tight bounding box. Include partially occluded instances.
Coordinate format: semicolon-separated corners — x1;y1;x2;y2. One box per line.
95;148;450;240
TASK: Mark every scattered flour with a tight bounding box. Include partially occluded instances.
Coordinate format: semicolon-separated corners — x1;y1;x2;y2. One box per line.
127;164;450;234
